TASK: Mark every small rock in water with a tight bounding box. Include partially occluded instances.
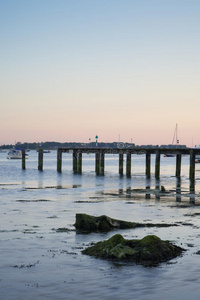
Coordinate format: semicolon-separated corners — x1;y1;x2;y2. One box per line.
161;186;166;192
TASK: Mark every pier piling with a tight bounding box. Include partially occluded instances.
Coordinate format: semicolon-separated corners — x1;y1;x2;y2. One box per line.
176;154;181;178
126;152;131;177
38;149;43;171
189;150;195;191
145;152;151;178
73;150;78;173
77;151;82;174
155;150;160;180
119;153;123;175
99;150;105;175
95;152;100;175
57;149;62;172
22;149;26;170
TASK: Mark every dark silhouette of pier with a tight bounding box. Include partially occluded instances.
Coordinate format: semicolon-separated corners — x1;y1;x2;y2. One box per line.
21;147;200;191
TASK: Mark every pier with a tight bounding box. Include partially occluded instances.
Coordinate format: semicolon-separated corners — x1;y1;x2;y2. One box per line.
56;147;199;186
21;146;200;190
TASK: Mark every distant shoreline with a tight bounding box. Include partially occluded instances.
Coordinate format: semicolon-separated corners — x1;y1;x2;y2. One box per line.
0;141;188;151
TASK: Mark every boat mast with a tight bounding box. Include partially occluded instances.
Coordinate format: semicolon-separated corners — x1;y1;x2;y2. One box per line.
172;123;179;147
176;124;179;146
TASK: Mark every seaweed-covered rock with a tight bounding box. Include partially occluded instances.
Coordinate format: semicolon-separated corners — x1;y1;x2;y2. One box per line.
74;213;177;233
74;213;138;232
82;234;185;266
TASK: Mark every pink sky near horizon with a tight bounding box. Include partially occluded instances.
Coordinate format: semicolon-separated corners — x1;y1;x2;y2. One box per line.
1;1;200;147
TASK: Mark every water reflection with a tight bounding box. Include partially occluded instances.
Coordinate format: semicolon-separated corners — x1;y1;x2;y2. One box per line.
145;178;151;199
189;190;195;204
155;179;160;200
112;175;198;203
68;166;198;204
190;179;195;192
126;187;131;198
176;178;181;202
38;171;44;189
189;179;195;203
118;188;124;195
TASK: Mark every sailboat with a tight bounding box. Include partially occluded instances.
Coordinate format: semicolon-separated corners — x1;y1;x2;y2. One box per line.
164;124;179;157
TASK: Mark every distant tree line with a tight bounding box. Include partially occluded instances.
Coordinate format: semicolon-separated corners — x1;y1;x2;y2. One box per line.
0;141;135;150
0;141;188;150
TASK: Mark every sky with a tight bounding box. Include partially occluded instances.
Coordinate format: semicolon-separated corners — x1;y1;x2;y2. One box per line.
1;0;200;146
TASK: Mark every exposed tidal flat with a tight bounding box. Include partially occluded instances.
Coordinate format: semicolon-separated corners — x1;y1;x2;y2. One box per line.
1;151;200;299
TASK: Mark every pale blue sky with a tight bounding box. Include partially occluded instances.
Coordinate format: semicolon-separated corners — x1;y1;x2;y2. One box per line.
1;0;200;145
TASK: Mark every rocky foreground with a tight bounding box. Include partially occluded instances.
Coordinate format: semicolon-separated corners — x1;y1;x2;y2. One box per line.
82;234;185;266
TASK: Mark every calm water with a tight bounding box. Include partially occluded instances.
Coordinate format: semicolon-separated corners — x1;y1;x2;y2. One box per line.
1;150;200;300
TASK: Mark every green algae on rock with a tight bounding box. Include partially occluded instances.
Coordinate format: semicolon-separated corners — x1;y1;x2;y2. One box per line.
82;234;185;266
74;213;137;232
74;213;177;233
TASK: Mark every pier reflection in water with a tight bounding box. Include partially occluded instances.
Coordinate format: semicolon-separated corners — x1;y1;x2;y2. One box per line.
116;177;198;204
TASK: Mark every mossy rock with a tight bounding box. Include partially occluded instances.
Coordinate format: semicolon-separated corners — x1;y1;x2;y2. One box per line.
82;234;185;266
74;213;177;233
74;213;138;232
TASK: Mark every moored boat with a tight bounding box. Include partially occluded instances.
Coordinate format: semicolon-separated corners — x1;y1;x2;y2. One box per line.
36;149;51;153
7;149;29;159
